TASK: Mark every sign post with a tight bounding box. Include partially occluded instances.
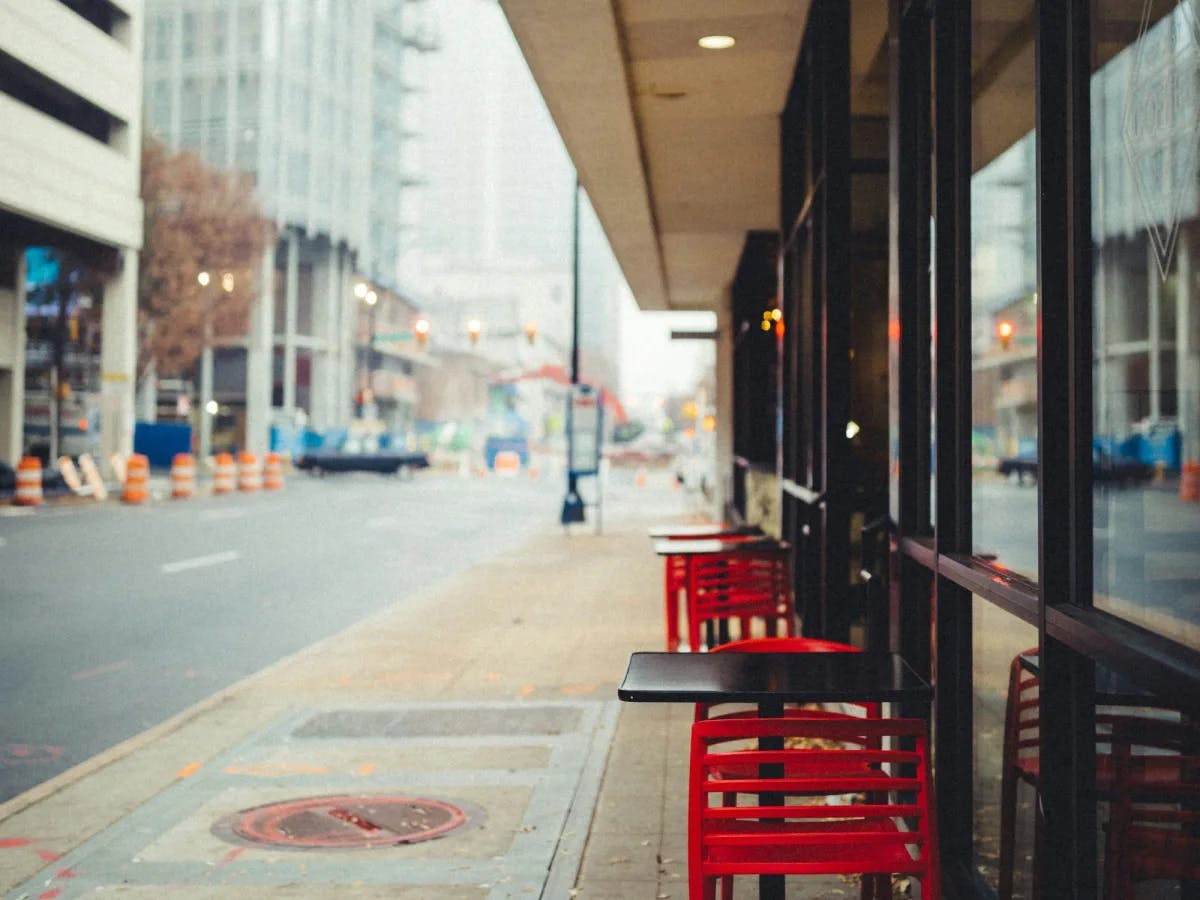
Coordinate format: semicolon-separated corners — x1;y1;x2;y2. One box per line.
561;383;603;529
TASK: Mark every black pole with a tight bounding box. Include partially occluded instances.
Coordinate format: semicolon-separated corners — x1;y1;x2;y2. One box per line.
561;176;585;525
571;175;581;386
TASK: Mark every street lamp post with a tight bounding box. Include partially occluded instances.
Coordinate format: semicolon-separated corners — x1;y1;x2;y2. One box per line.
357;285;378;418
197;271;233;459
197;271;213;459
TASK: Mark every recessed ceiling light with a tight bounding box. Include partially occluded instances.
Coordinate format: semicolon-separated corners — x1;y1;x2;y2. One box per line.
698;34;735;50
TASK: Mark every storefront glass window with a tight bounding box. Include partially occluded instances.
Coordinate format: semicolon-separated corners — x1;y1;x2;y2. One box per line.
972;596;1040;897
1092;0;1200;651
971;0;1039;577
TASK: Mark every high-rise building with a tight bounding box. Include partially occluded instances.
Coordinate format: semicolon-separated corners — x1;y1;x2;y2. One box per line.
0;0;144;469
414;0;624;418
143;0;435;444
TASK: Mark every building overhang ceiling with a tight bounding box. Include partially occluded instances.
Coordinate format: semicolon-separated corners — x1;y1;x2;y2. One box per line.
499;0;814;312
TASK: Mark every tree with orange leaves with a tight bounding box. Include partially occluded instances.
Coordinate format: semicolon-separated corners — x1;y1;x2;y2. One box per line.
137;138;273;378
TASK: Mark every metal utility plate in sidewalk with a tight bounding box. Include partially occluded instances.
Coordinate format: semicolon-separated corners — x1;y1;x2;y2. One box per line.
5;700;618;900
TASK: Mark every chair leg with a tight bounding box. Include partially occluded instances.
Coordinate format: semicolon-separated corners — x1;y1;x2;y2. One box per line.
860;873;888;900
1031;799;1042;900
998;763;1018;900
666;587;680;652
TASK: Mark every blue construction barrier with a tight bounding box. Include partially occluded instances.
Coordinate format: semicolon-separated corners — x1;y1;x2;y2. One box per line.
134;422;192;468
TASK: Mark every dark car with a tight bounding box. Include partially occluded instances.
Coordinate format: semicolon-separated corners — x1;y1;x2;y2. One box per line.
293;449;430;477
0;458;70;498
996;448;1154;486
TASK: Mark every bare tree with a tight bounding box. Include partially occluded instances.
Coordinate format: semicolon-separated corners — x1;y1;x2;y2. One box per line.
138;138;273;378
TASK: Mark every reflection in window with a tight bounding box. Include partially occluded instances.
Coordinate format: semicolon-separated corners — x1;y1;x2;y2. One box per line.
971;0;1039;577
1092;0;1200;652
972;597;1039;898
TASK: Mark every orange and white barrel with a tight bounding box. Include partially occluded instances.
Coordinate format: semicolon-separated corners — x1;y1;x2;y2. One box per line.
170;453;196;499
14;456;43;506
122;453;150;504
237;451;261;492
213;452;236;495
1181;461;1200;502
493;450;521;478
262;452;285;491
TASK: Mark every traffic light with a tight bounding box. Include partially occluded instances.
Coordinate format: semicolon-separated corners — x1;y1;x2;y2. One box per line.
467;318;481;345
524;321;537;345
997;319;1015;350
414;318;430;347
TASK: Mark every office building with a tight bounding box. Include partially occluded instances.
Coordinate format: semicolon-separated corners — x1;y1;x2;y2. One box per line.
0;0;144;470
143;0;435;446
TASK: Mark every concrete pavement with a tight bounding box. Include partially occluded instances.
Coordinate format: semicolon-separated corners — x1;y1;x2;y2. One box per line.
0;470;856;899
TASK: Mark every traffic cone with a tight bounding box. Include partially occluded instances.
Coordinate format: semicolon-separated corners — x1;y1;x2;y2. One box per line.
13;456;43;506
262;452;285;490
237;451;262;492
213;452;236;494
170;453;196;499
494;451;521;477
1181;462;1200;502
122;453;150;504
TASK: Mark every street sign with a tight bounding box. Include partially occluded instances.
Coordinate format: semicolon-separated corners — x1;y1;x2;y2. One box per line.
567;384;602;477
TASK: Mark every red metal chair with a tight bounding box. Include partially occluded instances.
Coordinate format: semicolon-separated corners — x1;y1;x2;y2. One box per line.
1104;716;1200;898
685;546;793;652
696;637;882;837
689;715;940;900
665;551;689;651
998;649;1186;900
663;534;769;652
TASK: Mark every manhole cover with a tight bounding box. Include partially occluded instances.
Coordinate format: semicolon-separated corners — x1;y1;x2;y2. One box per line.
214;795;470;849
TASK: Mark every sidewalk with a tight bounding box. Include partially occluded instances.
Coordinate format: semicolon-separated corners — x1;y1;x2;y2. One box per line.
0;474;853;899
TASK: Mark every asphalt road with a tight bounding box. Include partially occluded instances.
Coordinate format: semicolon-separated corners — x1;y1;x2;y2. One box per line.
0;470;559;803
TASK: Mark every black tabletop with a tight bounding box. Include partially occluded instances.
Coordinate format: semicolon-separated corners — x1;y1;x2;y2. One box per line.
618;651;931;705
1018;652;1174;709
647;523;764;539
652;536;785;557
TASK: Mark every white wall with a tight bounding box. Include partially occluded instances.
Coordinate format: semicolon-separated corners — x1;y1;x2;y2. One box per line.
0;0;144;251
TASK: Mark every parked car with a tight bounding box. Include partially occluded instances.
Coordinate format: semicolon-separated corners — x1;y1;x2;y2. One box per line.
293;449;430;477
996;447;1155;486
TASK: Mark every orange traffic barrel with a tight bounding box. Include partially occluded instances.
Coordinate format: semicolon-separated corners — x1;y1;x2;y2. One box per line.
170;453;196;499
122;453;150;504
493;450;521;477
1181;461;1200;502
213;452;236;495
14;456;43;506
237;451;261;492
262;452;285;491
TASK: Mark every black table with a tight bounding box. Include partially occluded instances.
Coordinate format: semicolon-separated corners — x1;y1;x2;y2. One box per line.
647;522;764;540
619;651;931;899
651;535;782;557
1019;652;1175;709
619;650;930;711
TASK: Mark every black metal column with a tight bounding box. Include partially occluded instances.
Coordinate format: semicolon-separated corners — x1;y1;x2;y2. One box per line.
932;0;975;885
1035;1;1097;897
819;0;852;645
888;0;933;676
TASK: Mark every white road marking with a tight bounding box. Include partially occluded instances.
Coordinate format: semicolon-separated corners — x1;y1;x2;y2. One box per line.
365;515;399;528
198;507;247;521
0;507;36;518
161;550;241;574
